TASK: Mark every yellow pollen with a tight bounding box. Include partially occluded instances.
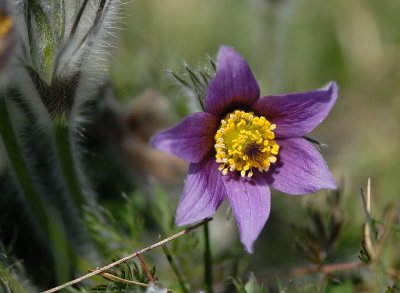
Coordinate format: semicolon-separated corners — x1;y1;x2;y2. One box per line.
214;110;279;178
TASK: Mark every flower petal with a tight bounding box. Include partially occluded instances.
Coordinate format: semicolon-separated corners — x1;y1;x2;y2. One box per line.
252;82;338;137
176;157;226;225
151;112;218;163
268;138;336;194
222;174;270;253
205;46;260;116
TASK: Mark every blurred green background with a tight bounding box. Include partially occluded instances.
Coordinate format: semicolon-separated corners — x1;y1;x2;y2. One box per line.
111;2;395;233
112;0;400;204
2;0;400;291
103;0;400;288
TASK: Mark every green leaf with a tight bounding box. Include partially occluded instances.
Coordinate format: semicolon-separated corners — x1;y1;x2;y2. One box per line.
244;273;267;293
25;0;55;82
226;276;246;293
151;185;175;234
357;240;371;264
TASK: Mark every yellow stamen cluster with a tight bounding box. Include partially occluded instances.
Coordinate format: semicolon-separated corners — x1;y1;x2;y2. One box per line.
214;110;279;177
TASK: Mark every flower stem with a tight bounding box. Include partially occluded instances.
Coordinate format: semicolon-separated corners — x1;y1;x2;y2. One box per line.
203;222;213;293
54;123;86;209
0;97;48;228
159;235;189;293
0;95;79;283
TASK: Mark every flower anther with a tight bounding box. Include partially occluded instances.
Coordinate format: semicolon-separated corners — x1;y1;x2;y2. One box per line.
214;110;279;178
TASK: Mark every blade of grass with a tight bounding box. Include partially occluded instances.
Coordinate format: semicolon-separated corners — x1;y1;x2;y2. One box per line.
159;235;189;293
203;222;213;293
360;188;377;243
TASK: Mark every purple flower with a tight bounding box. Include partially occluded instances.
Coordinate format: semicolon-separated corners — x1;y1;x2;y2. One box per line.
152;46;337;252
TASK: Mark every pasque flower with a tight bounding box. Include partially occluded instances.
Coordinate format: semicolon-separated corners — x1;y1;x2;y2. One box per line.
152;46;337;252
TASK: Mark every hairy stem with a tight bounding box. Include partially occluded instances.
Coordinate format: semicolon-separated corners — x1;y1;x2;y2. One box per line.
0;93;80;284
0;97;48;228
54;123;86;209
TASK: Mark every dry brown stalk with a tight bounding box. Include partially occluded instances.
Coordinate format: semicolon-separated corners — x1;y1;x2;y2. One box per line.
42;217;212;293
137;253;155;283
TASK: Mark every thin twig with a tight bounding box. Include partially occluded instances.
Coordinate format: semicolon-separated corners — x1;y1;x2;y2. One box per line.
42;217;212;293
137;254;155;283
291;260;365;277
262;260;399;282
88;269;148;288
90;269;177;293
